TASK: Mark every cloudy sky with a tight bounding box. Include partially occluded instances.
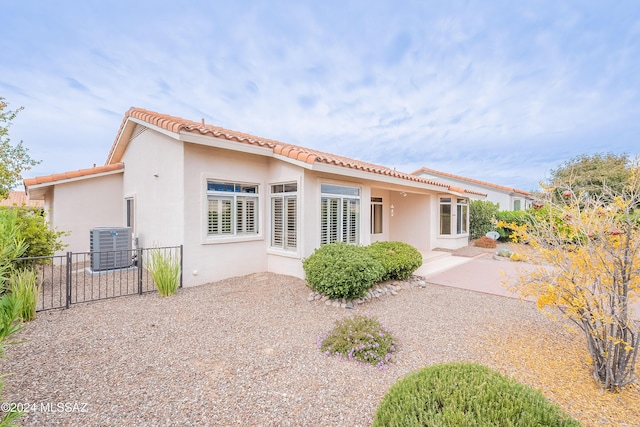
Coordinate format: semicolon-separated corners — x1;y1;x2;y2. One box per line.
2;1;639;192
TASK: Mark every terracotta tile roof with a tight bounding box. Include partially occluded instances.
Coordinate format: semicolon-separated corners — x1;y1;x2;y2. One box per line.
0;191;44;208
108;108;486;197
23;163;125;187
411;166;531;196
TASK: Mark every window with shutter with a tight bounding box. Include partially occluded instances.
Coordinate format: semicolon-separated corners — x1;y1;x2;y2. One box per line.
320;184;360;245
271;197;283;247
270;182;297;250
207;181;259;238
285;196;297;249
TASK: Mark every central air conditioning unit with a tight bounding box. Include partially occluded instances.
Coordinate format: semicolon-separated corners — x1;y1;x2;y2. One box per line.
90;227;133;271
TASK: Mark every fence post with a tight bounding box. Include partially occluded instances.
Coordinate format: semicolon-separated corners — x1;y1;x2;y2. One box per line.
179;245;183;289
138;247;143;295
65;252;72;309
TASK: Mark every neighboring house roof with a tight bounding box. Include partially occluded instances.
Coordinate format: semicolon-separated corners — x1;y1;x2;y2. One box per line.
0;191;44;208
24;163;125;199
411;166;532;197
106;108;486;197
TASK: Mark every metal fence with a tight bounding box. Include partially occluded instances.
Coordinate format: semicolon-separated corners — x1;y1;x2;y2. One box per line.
10;245;183;312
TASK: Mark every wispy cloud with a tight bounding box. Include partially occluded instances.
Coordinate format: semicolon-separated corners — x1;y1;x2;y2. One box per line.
1;1;638;190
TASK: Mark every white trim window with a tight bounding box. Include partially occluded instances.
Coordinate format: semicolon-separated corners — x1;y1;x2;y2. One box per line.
321;183;360;245
456;198;468;235
270;182;297;250
207;181;259;237
439;197;468;235
125;197;135;236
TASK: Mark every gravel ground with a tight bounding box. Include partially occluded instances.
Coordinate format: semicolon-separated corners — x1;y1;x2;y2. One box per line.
1;272;561;426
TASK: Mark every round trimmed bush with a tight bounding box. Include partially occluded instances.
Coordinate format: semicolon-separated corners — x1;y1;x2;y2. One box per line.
373;362;580;427
367;241;422;281
303;243;385;299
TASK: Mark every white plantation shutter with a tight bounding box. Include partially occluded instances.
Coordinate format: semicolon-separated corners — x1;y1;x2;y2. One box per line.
272;197;283;247
345;199;359;244
235;197;258;234
285;196;297;249
270;183;297;250
330;199;339;243
207;199;220;235
236;198;244;233
208;197;233;235
221;199;232;234
321;196;348;244
244;198;257;233
321;198;328;245
206;181;259;238
320;184;360;245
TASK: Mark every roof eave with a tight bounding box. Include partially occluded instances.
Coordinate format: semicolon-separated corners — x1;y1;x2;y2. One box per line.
311;162;471;194
25;168;125;200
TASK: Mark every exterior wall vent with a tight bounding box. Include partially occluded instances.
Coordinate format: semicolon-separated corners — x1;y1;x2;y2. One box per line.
90;227;132;271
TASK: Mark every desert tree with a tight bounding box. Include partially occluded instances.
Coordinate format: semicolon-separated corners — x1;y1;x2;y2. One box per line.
503;166;640;390
0;97;40;199
547;153;631;203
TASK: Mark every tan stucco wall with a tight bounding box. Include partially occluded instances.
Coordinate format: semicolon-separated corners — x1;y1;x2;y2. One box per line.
51;173;124;254
182;142;271;286
388;191;431;251
121;128;184;249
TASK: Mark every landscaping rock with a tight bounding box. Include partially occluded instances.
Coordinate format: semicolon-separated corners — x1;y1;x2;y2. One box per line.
308;274;430;308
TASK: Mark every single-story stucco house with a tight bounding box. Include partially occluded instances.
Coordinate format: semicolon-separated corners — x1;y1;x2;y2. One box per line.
412;167;533;211
24;108;487;286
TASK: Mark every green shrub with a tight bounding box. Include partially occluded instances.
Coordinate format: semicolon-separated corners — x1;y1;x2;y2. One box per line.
0;206;67;258
318;315;396;370
373;362;580;427
0;210;28;287
0;292;24;426
8;269;39;321
496;210;530;242
469;200;499;239
146;247;180;297
303;243;385;299
367;241;422;281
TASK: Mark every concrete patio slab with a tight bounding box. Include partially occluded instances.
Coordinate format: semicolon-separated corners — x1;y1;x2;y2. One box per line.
424;254;640;321
414;254;476;278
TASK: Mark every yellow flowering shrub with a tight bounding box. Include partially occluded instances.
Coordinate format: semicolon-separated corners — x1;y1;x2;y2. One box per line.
507;174;640;391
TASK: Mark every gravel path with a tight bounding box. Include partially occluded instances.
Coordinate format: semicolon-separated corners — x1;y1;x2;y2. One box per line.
1;272;561;426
